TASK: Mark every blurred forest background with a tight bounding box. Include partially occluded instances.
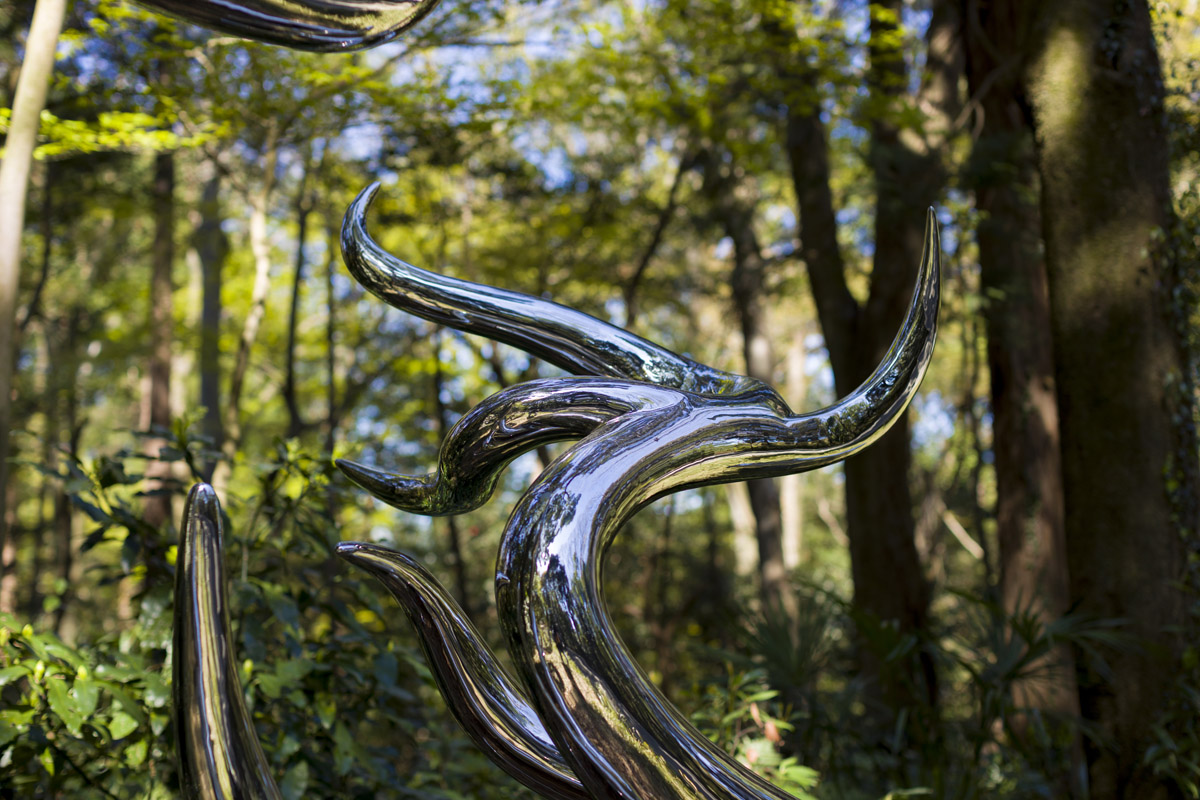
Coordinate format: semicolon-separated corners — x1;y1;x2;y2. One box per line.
1;0;1199;797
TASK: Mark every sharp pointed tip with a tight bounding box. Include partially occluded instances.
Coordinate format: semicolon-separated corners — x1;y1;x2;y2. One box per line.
347;184;381;230
336;459;432;510
335;457;384;488
335;541;365;558
184;482;221;520
188;481;216;499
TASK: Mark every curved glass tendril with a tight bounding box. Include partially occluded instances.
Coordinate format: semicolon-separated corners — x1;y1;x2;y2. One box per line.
133;0;441;51
169;190;937;798
332;186;941;799
174;484;282;800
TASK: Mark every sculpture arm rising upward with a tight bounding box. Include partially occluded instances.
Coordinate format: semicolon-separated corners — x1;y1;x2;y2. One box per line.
168;183;937;800
337;186;941;799
132;1;943;795
174;485;283;800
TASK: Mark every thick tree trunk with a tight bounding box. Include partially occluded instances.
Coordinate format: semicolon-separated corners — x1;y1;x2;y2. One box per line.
773;0;959;728
0;0;67;613
962;5;1083;795
1019;2;1200;796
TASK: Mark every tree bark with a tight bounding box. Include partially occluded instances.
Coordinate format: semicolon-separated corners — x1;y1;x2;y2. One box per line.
0;0;67;613
324;217;338;459
771;0;959;726
1018;1;1200;795
193;170;227;481
52;310;81;634
699;150;791;616
212;136;278;494
142;149;176;530
284;164;314;439
433;329;471;614
962;4;1083;795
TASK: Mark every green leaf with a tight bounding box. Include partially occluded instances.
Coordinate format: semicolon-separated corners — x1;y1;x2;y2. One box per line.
0;666;29;687
280;760;310;800
102;682;148;724
143;673;169;708
0;720;18;748
316;696;336;729
109;710;139;739
125;738;148;767
38;747;55;776
333;722;356;775
72;678;100;717
46;679;84;737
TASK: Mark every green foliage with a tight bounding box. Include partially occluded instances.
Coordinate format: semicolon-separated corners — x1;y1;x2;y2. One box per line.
689;667;819;799
0;108;218;160
2;431;544;798
0;613;175;797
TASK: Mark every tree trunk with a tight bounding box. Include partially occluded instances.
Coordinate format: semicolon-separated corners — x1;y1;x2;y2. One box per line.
433;329;471;614
772;0;959;728
324;218;338;460
962;5;1083;795
700;151;791;616
142;150;176;530
0;0;67;613
780;337;806;569
284;167;314;439
1019;2;1200;795
212;143;278;494
193;170;227;481
52;311;81;634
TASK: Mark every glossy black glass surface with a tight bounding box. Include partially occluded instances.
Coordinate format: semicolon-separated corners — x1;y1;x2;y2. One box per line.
335;185;942;799
173;484;282;800
134;0;440;51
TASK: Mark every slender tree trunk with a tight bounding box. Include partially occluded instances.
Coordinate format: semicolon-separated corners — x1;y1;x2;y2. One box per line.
650;499;676;695
962;5;1084;794
780;337;806;568
324;218;338;458
623;157;686;328
52;310;80;634
1019;2;1200;795
700;151;791;616
213;142;278;493
193;170;227;481
432;329;471;613
284;166;314;439
767;0;959;731
142;150;176;530
0;0;67;613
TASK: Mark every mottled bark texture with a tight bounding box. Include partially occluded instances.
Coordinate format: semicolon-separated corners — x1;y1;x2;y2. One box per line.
193;170;227;481
963;3;1083;794
1017;0;1199;796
